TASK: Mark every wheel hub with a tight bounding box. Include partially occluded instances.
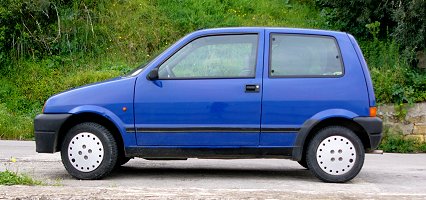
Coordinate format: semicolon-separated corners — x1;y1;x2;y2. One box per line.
68;132;104;172
316;135;356;175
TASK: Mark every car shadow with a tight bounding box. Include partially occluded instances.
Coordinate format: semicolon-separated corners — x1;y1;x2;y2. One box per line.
108;164;315;181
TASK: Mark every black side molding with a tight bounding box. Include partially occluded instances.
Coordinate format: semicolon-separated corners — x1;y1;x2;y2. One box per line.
126;127;300;133
125;147;293;159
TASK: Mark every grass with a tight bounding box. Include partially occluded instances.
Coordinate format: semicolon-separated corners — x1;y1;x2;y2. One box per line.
0;0;424;154
0;104;33;140
0;0;324;140
0;170;42;186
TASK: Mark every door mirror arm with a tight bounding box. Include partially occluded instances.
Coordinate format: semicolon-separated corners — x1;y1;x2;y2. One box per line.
147;68;159;80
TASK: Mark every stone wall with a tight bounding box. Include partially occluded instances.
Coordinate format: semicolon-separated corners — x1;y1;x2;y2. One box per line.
378;103;426;142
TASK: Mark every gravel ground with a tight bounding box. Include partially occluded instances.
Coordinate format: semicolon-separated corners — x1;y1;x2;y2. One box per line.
1;140;426;199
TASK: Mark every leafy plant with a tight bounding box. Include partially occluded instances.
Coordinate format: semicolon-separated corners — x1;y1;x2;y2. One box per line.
0;0;424;142
379;129;426;153
315;0;425;67
0;170;42;186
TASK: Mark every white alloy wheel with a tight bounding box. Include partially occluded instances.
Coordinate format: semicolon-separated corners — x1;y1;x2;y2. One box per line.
316;135;356;175
68;132;104;172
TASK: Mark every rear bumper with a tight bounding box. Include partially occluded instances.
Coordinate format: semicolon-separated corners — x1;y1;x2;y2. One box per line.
34;114;72;153
353;117;383;149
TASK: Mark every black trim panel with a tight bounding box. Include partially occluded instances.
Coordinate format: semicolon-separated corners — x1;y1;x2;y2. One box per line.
291;119;318;161
353;117;383;149
125;147;293;159
126;128;136;132
261;128;300;132
34;114;72;153
126;127;300;133
132;127;259;133
353;117;383;134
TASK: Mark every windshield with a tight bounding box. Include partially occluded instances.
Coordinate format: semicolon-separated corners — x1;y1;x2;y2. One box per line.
125;36;188;77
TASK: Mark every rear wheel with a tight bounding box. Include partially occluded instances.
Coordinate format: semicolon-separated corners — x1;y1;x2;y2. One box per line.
61;122;118;180
306;126;364;183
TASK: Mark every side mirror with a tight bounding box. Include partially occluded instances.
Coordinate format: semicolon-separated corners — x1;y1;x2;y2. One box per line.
147;68;159;80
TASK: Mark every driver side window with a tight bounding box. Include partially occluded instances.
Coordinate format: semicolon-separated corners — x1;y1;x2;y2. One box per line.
158;34;258;79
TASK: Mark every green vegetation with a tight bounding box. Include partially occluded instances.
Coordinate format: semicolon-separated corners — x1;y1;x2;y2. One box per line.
379;130;426;153
0;170;42;186
362;38;426;104
0;0;425;152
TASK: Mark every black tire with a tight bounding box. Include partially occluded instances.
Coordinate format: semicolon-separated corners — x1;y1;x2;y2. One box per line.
306;126;364;183
297;158;309;169
116;156;132;167
61;122;118;180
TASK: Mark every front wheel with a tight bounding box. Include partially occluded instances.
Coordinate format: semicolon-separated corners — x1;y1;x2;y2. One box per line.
297;158;308;169
306;126;365;183
61;122;118;180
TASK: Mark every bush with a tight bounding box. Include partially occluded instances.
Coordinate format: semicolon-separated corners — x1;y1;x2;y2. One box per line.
0;0;424;142
316;0;425;67
379;130;426;153
361;39;426;104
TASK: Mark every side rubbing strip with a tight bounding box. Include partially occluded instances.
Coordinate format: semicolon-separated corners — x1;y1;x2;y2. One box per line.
261;128;300;132
126;128;135;132
134;127;259;133
126;127;300;133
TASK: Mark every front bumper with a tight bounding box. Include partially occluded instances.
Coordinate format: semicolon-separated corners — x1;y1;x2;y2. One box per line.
34;114;72;153
353;117;383;149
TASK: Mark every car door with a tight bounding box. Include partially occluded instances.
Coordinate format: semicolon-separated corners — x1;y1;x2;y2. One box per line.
260;29;368;147
134;32;264;146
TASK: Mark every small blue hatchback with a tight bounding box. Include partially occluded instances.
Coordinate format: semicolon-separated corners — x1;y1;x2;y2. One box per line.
35;27;382;183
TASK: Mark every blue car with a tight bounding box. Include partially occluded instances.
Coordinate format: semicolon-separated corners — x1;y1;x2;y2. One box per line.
34;27;382;183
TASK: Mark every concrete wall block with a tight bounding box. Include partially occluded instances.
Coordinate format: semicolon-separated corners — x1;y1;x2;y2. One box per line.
406;103;426;123
384;123;413;135
413;123;426;135
378;103;426;136
404;135;425;143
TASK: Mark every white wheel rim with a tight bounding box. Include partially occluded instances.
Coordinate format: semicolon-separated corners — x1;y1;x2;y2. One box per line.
316;135;356;175
68;132;104;172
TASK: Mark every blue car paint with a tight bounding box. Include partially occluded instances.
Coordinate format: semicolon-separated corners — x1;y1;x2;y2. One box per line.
134;29;265;146
347;33;377;107
43;77;137;146
42;27;375;149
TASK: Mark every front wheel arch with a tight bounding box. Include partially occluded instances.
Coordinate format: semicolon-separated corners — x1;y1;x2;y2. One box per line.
61;122;118;179
57;113;126;160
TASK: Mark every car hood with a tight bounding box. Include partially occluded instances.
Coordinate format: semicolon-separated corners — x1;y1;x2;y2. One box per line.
43;76;137;113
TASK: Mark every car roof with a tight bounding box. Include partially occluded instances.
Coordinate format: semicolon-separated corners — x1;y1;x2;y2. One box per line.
191;27;347;37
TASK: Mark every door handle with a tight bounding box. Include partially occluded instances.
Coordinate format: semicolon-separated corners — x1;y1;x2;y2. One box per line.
245;84;260;93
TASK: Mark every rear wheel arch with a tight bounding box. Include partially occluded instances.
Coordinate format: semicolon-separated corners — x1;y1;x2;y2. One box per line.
294;117;370;162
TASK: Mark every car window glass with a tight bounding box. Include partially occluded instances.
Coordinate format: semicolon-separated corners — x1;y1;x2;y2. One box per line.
158;34;258;79
270;34;343;77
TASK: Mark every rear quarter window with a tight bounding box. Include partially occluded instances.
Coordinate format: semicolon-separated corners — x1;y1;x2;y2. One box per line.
269;34;343;77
